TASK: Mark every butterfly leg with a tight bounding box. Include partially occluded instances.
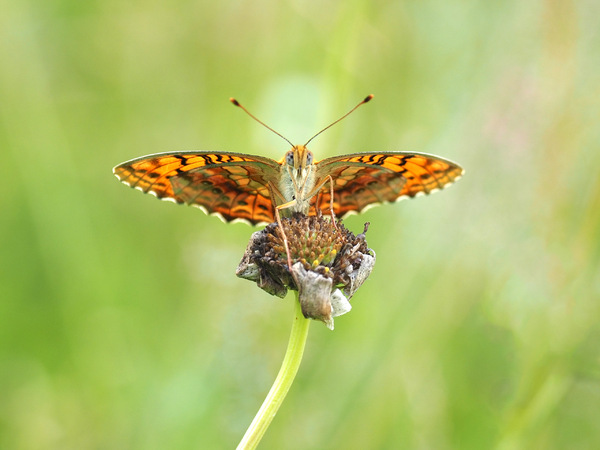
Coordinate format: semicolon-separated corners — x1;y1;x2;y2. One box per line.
307;175;340;232
275;205;294;270
325;174;340;232
268;182;294;271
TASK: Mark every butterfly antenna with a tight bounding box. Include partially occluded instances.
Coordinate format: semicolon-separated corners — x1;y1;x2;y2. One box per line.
230;98;294;148
304;94;374;147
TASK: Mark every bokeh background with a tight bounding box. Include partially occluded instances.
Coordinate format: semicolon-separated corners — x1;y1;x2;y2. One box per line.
1;1;599;448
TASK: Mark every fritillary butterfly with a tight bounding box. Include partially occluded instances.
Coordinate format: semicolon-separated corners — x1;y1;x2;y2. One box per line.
113;95;463;225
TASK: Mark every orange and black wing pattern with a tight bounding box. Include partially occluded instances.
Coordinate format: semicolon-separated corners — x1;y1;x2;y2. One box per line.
313;152;463;218
113;151;281;225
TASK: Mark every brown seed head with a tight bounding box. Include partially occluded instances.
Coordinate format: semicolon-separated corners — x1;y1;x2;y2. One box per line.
236;213;376;329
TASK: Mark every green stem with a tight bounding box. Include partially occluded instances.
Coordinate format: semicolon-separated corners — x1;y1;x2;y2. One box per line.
237;293;310;449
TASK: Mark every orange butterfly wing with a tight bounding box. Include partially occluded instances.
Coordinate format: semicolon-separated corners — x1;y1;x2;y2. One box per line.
113;151;281;225
313;152;464;218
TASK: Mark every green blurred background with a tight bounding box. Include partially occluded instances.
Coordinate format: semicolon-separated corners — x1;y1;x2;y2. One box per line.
1;1;599;448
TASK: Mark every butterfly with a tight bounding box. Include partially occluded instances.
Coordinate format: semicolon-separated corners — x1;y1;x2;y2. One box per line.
113;95;463;225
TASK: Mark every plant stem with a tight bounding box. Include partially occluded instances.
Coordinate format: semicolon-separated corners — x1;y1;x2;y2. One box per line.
237;293;310;449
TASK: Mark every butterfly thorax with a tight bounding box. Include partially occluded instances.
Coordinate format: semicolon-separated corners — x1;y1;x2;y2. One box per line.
278;145;316;215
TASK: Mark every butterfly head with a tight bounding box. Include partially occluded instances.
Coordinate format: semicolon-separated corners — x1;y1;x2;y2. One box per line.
284;145;314;172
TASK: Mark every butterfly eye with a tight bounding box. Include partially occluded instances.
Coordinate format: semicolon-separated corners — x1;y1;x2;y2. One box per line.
285;151;294;166
306;152;313;165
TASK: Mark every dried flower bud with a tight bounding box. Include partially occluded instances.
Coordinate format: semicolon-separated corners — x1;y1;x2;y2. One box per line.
236;213;375;329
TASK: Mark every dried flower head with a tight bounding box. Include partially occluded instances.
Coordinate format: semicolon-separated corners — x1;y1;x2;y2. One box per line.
236;213;375;329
